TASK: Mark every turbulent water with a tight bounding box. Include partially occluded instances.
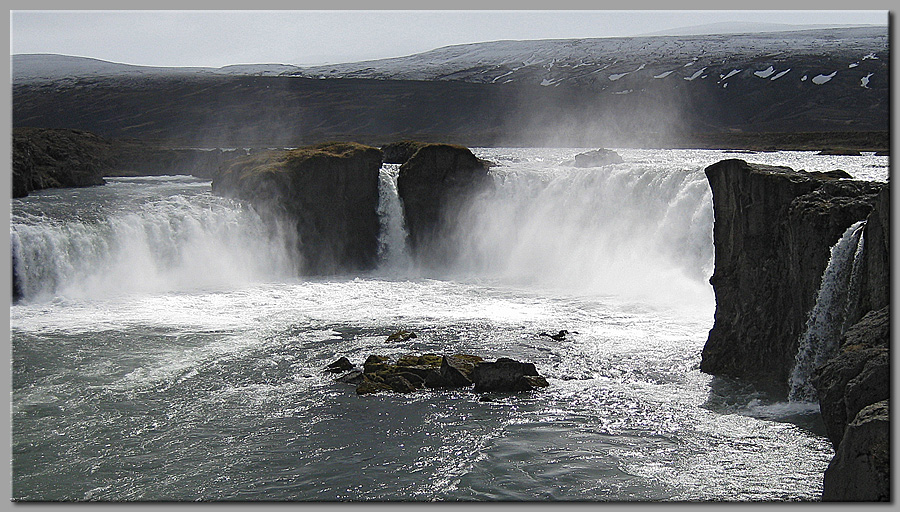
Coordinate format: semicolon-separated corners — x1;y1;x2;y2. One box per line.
788;221;867;402
9;149;888;501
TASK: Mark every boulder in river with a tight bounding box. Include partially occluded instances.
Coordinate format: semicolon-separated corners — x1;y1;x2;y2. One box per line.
572;148;624;167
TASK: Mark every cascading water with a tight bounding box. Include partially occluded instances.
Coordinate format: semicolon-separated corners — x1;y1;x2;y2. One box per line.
446;158;715;304
376;164;413;272
788;220;867;402
14;149;876;501
10;177;301;302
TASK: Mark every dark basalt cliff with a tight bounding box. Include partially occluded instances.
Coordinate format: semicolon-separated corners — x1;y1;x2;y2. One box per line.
700;159;890;501
212;142;383;274
11;127;245;197
396;144;491;264
13;127;108;197
700;160;884;388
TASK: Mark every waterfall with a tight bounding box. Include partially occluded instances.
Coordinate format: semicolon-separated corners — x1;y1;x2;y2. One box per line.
10;191;300;302
445;163;715;303
376;164;413;272
788;220;867;402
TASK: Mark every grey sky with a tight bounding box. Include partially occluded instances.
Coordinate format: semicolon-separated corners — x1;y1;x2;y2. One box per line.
10;9;891;68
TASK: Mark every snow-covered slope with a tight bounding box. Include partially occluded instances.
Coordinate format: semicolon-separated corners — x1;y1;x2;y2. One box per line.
289;26;887;92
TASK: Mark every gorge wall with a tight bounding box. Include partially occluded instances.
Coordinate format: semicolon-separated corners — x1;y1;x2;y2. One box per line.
700;159;884;388
12;127;245;198
700;159;890;501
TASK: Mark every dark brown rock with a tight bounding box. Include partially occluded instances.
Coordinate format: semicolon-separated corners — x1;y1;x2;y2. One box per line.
472;357;548;392
822;400;890;501
572;148;624;167
12;127;107;197
396;143;491;264
700;159;884;390
813;307;890;448
212;141;384;273
381;141;429;164
325;356;354;373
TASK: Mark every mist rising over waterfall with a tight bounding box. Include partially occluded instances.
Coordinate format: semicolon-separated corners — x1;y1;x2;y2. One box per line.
12;148;887;501
440;149;715;305
11;177;300;302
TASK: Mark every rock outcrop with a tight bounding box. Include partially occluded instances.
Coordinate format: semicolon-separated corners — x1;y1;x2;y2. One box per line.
700;159;884;389
212;142;383;273
11;127;246;197
381;141;428;164
821;399;890;501
12;127;108;197
327;353;549;395
396;143;491;264
700;159;890;501
572;148;624;167
813;307;889;448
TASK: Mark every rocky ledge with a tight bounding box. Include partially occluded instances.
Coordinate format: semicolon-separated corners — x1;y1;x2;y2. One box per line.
212;142;384;273
12;127;247;197
700;159;889;501
326;352;549;395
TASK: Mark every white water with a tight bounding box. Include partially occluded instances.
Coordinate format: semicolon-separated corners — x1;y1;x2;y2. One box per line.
788;221;867;402
11;177;300;302
11;148;886;501
376;164;414;273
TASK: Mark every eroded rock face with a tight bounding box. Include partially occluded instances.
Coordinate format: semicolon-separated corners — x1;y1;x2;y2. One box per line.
822;399;890;501
212;142;383;273
472;357;550;392
12;127;108;197
11;127;247;197
699;159;884;390
396;143;491;264
813;307;890;448
381;140;428;164
572;148;624;167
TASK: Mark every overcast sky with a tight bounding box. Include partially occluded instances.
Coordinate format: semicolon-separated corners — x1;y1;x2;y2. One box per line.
9;9;891;68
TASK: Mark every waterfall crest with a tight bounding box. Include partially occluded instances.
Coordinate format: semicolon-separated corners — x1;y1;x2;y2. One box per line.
11;191;300;302
788;220;867;402
445;163;715;303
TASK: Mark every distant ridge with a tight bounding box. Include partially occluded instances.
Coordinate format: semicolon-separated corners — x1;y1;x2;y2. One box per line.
638;21;884;37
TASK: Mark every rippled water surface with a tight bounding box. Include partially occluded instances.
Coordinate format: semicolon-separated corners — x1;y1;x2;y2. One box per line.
12;148;877;501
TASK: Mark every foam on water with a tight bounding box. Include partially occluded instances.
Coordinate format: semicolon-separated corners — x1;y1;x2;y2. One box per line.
13;149;880;501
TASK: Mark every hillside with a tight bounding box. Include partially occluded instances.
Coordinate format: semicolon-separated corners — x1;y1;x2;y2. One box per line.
12;27;889;149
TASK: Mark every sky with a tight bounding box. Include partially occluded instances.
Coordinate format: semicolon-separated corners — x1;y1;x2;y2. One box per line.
9;9;892;68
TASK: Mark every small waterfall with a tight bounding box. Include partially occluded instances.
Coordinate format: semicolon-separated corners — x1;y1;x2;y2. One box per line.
376;164;413;272
788;220;867;402
11;193;300;302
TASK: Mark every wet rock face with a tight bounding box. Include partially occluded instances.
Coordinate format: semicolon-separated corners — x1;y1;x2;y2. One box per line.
472;357;550;392
822;399;890;502
699;159;884;390
813;307;890;448
212;142;384;274
396;143;491;264
572;148;623;167
327;353;548;395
